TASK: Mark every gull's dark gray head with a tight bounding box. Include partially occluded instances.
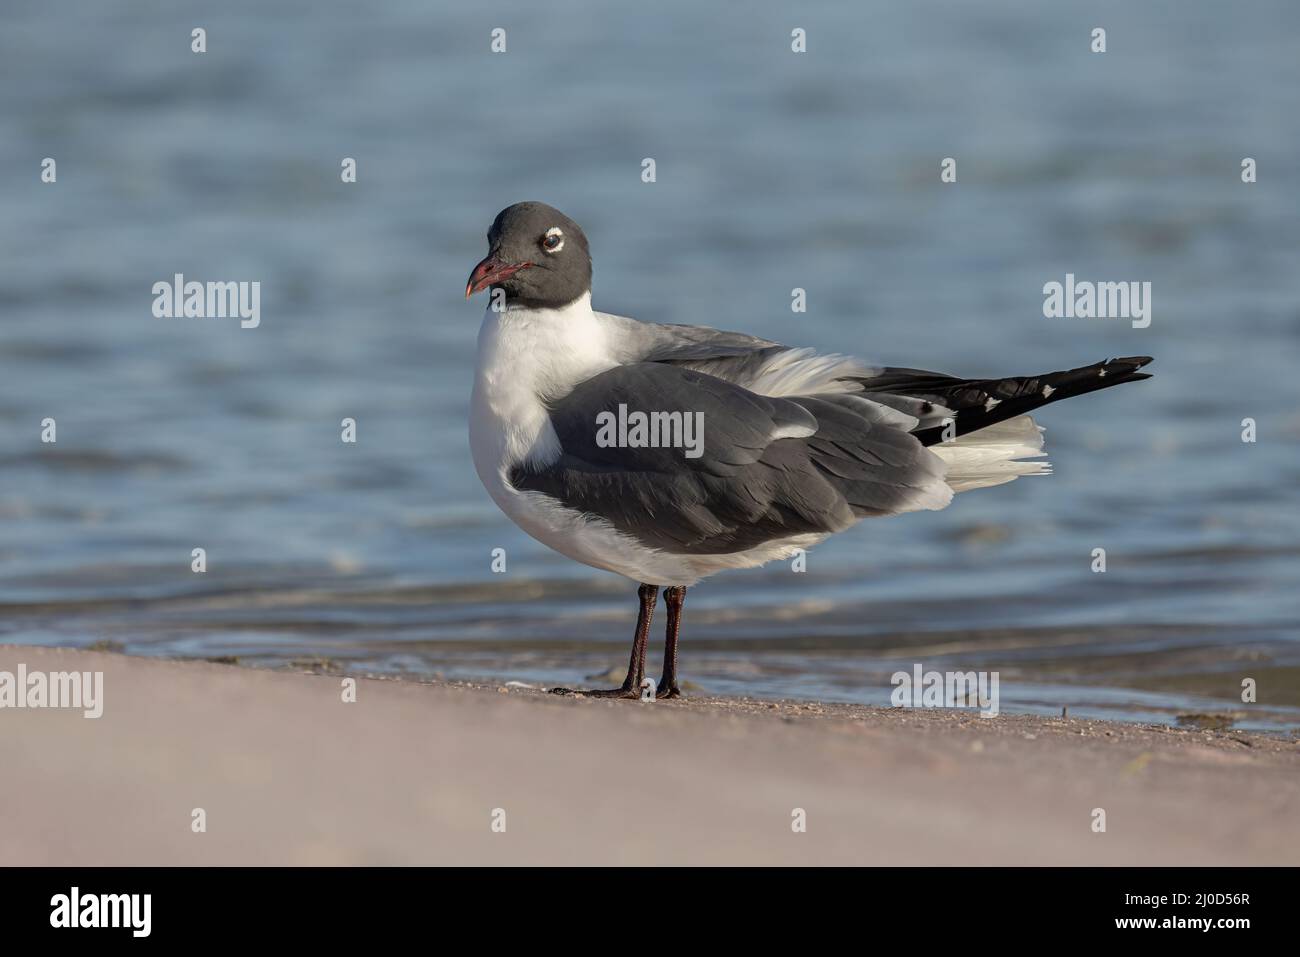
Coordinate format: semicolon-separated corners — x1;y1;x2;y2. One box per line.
465;202;592;309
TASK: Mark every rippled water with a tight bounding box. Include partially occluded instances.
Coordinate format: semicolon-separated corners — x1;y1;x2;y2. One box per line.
3;1;1298;730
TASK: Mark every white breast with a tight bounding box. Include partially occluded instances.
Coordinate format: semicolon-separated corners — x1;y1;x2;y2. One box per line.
469;297;664;579
470;294;611;477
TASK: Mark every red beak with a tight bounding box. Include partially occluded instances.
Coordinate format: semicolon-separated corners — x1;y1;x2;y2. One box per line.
465;254;533;299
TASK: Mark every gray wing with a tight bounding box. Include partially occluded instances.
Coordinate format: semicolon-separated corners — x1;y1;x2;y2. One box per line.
598;312;801;384
600;312;782;363
596;311;893;409
509;363;951;555
595;313;1147;447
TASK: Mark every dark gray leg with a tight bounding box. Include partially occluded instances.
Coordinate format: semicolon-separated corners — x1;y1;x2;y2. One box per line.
551;583;658;698
656;585;687;699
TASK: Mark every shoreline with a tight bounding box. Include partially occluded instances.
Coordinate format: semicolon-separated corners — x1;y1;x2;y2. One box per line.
3;645;1298;865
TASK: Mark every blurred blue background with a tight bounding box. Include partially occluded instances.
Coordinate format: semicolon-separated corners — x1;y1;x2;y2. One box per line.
2;0;1298;727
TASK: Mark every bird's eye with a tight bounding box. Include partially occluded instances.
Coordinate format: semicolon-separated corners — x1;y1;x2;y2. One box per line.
541;227;564;253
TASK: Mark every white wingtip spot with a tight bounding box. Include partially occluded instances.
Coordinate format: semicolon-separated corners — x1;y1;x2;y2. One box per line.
1042;384;1055;398
983;396;1001;412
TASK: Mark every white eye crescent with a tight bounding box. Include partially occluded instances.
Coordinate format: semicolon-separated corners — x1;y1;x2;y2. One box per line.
542;227;564;253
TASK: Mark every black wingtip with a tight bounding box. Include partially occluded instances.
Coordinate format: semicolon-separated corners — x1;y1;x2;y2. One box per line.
1108;355;1154;370
1104;356;1154;383
901;354;1156;446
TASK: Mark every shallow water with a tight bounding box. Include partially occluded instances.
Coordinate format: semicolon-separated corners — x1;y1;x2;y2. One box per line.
2;1;1299;730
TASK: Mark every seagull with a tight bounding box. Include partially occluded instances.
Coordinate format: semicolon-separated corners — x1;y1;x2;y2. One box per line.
466;202;1153;699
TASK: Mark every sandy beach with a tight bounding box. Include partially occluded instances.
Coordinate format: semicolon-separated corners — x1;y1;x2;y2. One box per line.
2;644;1298;866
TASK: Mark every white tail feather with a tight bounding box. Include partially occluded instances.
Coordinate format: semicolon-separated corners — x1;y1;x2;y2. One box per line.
931;415;1050;493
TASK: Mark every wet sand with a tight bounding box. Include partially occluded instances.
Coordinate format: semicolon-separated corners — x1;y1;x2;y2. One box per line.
2;645;1298;866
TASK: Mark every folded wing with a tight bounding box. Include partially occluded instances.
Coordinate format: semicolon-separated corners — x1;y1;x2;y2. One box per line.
510;362;952;555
